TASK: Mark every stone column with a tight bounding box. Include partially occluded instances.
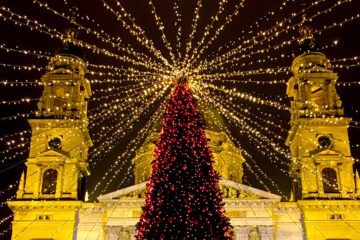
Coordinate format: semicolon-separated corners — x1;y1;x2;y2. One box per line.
34;166;42;198
356;170;360;193
56;164;64;198
106;226;120;240
315;162;321;195
235;226;249;240
258;226;274;240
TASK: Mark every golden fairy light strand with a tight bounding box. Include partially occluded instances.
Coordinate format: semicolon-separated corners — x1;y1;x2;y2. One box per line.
88;84;171;167
202;81;289;110
0;61;163;83
208;0;298;58
101;0;171;68
201;90;358;204
89;84;169;145
0;80;42;87
89;94;169;197
206;89;291;161
173;0;182;61
199;65;290;78
185;0;230;69
199;0;354;71
31;0;166;71
0;82;162;163
0;43;167;78
207;85;354;152
0;86;165;193
0;82;165;173
205;0;324;65
183;0;202;67
0;7;167;73
195;96;287;197
189;0;246;68
94;96;168;195
0;110;36;122
193;83;292;164
200;89;359;202
147;0;177;66
194;85;290;168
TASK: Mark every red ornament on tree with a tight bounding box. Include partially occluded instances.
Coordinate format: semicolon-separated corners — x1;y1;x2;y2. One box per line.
136;83;233;239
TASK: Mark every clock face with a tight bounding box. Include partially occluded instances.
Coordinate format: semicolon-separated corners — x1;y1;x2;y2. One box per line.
318;135;332;148
48;137;62;149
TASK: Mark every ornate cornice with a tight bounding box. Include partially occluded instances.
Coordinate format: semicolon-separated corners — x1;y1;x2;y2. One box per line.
298;200;360;209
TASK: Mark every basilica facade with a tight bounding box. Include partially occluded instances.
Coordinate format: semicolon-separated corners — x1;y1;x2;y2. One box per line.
7;23;360;240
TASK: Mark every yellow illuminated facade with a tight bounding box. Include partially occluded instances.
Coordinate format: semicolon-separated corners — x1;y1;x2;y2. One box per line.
7;25;360;240
286;49;360;240
133;130;245;185
8;40;106;240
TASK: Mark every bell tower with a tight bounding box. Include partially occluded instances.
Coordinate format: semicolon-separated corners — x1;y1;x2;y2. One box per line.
16;24;92;201
8;24;94;239
286;17;359;200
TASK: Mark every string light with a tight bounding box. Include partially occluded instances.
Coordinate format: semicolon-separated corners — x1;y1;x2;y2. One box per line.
32;0;166;71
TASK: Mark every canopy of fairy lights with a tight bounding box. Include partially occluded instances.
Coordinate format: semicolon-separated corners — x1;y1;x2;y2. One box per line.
0;0;359;237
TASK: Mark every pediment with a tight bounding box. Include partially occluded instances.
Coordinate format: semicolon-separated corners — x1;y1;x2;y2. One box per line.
36;149;70;158
97;179;281;201
309;147;342;156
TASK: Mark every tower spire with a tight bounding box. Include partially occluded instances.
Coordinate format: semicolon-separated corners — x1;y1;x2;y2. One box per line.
8;15;94;239
286;14;358;202
299;15;314;44
297;15;319;54
59;6;82;57
64;7;79;44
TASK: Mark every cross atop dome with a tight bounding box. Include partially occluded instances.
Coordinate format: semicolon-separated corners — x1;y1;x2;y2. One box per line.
64;8;79;43
297;15;320;54
59;7;82;58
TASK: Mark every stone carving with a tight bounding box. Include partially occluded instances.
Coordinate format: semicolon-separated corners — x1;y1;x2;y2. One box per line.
248;227;261;240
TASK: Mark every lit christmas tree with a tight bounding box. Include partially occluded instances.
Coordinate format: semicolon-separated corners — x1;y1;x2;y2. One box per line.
136;82;233;240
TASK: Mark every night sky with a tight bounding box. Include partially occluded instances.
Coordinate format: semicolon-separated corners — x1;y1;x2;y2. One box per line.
0;0;360;238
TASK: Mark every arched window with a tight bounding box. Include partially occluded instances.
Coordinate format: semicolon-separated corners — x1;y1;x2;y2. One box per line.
42;169;58;194
310;84;325;109
322;168;339;193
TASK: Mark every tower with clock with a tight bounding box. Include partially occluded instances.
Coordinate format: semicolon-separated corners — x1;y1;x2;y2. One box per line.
285;18;360;240
286;18;358;200
7;27;99;239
